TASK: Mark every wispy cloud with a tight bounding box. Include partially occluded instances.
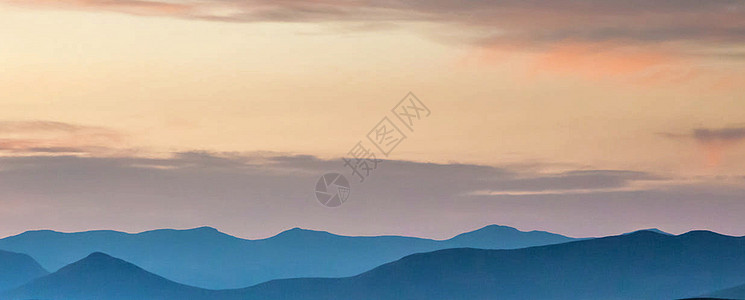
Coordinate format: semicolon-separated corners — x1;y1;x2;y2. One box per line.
693;127;745;143
5;0;745;49
465;170;663;196
0;121;125;155
5;0;743;84
3;0;193;16
661;126;745;168
661;127;745;143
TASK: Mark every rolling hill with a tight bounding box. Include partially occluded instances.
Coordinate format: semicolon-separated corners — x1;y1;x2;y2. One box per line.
6;230;745;300
236;230;745;300
0;225;573;289
0;250;48;291
2;252;214;300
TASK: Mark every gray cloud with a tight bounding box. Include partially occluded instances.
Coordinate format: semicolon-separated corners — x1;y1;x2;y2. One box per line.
2;151;738;239
661;127;745;143
694;127;745;143
4;0;745;52
24;147;90;154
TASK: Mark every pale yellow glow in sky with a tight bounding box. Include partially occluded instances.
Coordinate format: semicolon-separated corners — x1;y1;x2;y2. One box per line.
1;3;743;179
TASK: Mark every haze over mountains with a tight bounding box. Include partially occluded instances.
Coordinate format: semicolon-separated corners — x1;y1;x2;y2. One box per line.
3;230;745;300
0;225;574;289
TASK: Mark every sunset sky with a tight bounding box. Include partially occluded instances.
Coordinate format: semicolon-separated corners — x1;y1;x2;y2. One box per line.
1;0;744;239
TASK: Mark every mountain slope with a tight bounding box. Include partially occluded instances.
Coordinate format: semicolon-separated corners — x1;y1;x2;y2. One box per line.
2;252;214;300
0;225;574;289
701;282;745;299
237;231;745;300
0;250;48;291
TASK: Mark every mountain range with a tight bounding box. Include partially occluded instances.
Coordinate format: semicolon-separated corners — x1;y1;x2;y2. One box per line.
0;225;574;289
3;230;745;300
237;230;745;300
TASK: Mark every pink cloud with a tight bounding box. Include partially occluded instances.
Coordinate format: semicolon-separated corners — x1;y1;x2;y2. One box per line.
530;42;678;78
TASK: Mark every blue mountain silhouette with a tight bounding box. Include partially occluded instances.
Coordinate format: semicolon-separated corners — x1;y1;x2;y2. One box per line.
0;250;48;291
5;230;745;300
621;228;672;235
236;230;745;300
2;252;214;300
0;225;573;289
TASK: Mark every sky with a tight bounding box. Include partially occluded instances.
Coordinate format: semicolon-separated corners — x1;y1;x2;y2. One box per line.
0;0;744;239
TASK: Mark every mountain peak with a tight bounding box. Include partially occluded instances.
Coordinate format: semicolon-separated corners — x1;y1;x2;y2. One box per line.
4;252;203;300
640;228;670;235
445;225;575;249
191;226;219;232
182;226;222;234
279;227;331;235
143;226;221;234
265;227;337;241
678;230;730;239
447;225;520;239
134;226;238;241
623;228;672;236
476;224;520;232
86;252;113;259
69;252;137;272
621;229;668;238
451;224;565;239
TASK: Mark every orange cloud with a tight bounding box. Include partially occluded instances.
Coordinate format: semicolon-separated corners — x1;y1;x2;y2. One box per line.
459;40;689;84
696;138;744;170
531;42;677;78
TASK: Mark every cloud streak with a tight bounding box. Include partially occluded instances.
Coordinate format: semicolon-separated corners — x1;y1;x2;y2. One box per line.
3;0;193;16
694;127;745;143
5;0;744;84
662;126;745;168
0;121;125;155
4;0;745;49
662;127;745;143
